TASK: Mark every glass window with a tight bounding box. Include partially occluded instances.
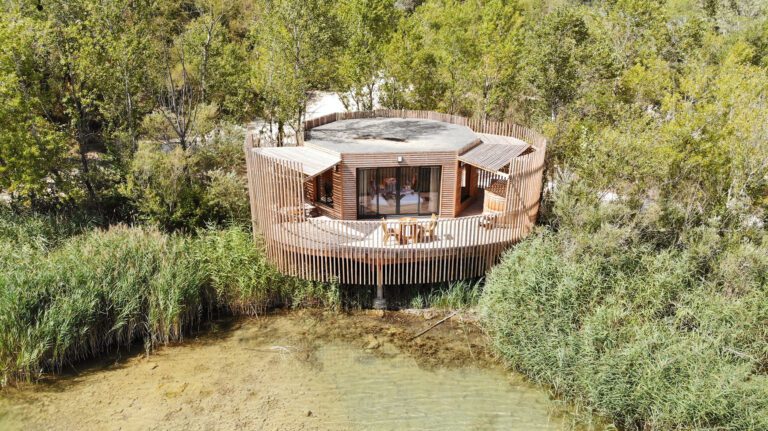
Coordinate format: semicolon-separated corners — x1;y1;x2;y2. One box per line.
316;169;334;208
460;164;471;203
357;166;441;218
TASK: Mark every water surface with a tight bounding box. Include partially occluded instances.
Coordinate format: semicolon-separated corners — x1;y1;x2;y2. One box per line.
310;341;563;430
0;311;593;430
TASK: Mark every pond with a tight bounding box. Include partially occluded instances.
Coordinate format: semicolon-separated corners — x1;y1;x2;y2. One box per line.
0;310;601;430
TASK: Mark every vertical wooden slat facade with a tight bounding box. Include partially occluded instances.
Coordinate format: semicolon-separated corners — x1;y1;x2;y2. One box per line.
245;110;547;286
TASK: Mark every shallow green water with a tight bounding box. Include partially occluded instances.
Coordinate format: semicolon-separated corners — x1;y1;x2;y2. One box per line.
0;313;595;430
309;342;568;430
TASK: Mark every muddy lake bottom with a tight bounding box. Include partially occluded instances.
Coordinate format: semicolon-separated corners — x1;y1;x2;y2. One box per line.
0;310;602;430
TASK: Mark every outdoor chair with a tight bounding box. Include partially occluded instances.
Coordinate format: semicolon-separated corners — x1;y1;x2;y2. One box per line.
423;213;438;241
479;212;498;230
381;218;399;243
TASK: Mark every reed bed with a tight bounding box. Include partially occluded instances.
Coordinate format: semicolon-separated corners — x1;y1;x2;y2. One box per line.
480;226;768;430
425;280;483;310
0;218;327;387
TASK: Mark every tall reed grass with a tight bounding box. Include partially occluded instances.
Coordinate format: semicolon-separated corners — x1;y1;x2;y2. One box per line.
424;280;483;310
0;216;331;386
480;225;768;430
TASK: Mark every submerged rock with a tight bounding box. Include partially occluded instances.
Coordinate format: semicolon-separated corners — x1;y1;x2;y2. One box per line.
365;309;385;318
364;335;381;350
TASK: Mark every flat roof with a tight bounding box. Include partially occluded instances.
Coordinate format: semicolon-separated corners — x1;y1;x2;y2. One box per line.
254;146;340;178
306;118;479;154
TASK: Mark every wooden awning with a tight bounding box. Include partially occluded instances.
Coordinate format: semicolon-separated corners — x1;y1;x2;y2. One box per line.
458;133;530;173
254;146;341;179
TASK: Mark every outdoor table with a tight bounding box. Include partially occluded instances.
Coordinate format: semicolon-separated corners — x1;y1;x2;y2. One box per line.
398;217;424;244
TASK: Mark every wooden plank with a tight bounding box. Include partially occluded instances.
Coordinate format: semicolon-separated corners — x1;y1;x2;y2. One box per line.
458;139;529;173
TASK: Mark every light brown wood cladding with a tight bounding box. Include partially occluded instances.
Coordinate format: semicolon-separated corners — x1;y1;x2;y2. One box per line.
338;152;457;220
304;179;316;202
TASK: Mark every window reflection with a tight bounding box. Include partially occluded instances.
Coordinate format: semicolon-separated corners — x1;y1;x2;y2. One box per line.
316;169;334;207
357;166;441;218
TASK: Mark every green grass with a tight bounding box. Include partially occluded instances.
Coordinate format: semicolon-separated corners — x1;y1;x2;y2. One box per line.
480;225;768;430
0;208;100;249
0;214;331;386
426;280;483;310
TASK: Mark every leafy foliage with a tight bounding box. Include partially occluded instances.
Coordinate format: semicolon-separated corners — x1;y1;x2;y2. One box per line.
382;0;523;118
335;0;401;110
250;0;342;143
123;125;249;231
1;1;768;428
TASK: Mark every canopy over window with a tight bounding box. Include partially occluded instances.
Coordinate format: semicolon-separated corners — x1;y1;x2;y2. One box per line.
253;146;341;179
458;133;530;173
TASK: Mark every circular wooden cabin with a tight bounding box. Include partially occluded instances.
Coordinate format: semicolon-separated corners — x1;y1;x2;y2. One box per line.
244;110;546;304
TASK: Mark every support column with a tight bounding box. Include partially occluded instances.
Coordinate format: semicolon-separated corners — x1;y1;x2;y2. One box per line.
373;259;387;310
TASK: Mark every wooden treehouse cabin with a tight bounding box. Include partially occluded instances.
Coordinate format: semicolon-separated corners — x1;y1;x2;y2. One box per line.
244;110;547;308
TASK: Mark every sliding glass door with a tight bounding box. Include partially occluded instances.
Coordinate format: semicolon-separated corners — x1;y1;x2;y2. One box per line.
418;166;441;215
399;167;420;215
378;167;398;216
357;168;378;218
357;166;441;218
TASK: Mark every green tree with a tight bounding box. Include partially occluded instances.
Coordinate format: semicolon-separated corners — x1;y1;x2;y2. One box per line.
0;1;160;208
522;6;592;121
251;0;341;145
335;0;400;111
381;0;523;119
0;14;70;206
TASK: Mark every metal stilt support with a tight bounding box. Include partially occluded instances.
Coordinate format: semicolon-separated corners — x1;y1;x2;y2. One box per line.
373;260;387;310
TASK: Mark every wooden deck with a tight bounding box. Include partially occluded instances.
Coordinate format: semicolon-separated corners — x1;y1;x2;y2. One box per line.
260;214;523;285
244;109;547;286
271;215;520;253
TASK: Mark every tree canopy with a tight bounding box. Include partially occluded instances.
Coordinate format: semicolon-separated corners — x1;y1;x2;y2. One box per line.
0;0;765;233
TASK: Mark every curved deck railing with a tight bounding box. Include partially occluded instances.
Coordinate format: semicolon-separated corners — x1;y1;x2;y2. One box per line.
244;110;546;286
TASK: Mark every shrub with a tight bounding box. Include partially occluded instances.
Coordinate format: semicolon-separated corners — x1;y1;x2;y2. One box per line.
123;125;248;231
125;143;200;230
